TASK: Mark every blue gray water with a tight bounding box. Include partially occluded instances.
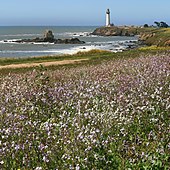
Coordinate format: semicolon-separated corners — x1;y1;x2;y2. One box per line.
0;26;137;58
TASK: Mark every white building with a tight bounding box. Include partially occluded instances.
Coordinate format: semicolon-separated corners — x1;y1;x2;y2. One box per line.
106;9;113;27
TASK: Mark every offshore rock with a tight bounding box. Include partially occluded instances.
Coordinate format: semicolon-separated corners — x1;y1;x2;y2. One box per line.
13;38;85;44
11;30;85;44
44;30;54;41
54;38;85;44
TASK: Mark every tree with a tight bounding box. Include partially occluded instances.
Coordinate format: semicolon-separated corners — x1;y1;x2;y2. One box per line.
160;22;169;28
154;21;169;28
154;21;160;27
144;24;149;28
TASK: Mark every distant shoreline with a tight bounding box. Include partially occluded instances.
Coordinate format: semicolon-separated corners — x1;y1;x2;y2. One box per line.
1;26;169;58
0;26;137;58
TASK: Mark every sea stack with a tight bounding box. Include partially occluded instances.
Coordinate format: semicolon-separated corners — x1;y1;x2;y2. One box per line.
106;9;111;27
10;30;85;44
44;30;54;41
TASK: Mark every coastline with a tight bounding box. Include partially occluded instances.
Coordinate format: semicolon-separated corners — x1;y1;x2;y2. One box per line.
92;26;170;47
0;46;170;73
0;26;170;58
0;26;138;58
0;38;139;58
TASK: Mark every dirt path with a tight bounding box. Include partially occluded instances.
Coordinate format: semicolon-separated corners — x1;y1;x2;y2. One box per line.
0;59;88;69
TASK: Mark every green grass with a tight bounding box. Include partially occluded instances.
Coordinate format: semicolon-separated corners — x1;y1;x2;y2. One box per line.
0;47;170;75
141;28;170;46
0;50;112;66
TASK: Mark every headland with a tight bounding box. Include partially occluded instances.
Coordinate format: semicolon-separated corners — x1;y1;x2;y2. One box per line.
92;26;170;47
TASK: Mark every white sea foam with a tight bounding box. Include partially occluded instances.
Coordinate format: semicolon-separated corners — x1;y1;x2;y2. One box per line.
0;39;22;44
55;32;90;37
58;45;100;55
0;39;53;45
0;34;41;37
0;41;134;56
0;50;56;53
0;45;103;55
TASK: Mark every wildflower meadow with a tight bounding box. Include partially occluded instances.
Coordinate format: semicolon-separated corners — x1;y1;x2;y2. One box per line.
0;53;170;169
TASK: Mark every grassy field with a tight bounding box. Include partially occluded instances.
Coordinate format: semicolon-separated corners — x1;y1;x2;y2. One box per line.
0;48;170;169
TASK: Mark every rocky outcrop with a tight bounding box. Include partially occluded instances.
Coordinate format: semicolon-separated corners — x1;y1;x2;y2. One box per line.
44;30;54;41
164;40;170;46
138;33;156;46
92;26;170;47
139;31;170;46
13;37;85;44
12;30;85;44
54;38;85;44
92;26;138;36
138;33;156;41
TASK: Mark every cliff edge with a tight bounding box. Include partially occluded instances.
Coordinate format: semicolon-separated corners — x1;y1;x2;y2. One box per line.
92;26;141;36
139;28;170;46
92;26;170;47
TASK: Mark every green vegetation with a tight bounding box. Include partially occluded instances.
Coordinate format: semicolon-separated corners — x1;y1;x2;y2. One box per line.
143;24;149;28
0;48;169;169
0;47;170;75
139;28;170;46
0;50;111;66
154;21;169;28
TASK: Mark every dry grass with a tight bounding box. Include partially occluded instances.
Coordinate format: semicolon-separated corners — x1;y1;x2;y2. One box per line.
0;58;88;69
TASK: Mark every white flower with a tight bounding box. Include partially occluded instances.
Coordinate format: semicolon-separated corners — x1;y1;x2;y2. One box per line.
43;156;49;163
76;164;80;170
35;167;42;170
96;129;100;133
0;160;4;164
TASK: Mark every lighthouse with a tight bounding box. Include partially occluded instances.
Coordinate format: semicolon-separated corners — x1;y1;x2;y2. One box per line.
106;9;111;27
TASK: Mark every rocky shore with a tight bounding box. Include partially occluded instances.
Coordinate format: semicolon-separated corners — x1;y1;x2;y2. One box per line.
92;26;170;47
11;30;85;44
92;26;139;36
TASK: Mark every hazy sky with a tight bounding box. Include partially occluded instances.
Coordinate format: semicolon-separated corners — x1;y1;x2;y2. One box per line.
0;0;169;26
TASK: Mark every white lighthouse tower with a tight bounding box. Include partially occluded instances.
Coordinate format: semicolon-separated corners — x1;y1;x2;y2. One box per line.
106;9;111;27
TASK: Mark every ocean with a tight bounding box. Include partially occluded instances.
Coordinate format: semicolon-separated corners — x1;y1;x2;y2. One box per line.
0;26;138;58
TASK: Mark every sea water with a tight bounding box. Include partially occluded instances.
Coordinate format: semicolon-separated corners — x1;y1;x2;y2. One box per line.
0;26;138;58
